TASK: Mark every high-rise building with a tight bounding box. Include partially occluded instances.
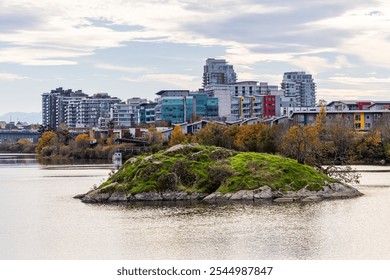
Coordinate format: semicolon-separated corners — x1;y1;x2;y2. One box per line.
42;89;121;129
281;71;316;107
203;58;237;88
42;87;87;129
76;93;121;128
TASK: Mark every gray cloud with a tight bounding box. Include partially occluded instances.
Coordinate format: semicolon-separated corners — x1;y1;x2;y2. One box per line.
0;8;43;33
183;0;378;52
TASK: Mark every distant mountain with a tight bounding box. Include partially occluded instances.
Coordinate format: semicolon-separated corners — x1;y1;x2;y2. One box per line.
0;112;41;124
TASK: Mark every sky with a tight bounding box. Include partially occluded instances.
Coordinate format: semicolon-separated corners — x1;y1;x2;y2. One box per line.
1;0;390;115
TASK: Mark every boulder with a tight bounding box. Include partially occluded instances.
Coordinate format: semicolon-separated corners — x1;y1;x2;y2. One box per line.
230;190;254;200
190;193;207;200
254;185;273;199
176;192;190;200
273;197;295;203
108;191;128;202
135;192;162;201
203;192;222;201
73;193;85;199
82;189;111;203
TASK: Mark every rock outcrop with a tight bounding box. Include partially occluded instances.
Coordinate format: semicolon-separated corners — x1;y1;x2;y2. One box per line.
75;144;363;204
75;181;362;204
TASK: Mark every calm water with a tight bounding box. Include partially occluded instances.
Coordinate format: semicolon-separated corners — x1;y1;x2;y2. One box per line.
0;153;390;260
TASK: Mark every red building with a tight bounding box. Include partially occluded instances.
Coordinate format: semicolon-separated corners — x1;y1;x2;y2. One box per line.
263;95;276;117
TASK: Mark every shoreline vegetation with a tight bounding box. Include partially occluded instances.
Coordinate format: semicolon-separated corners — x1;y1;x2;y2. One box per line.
2;110;389;165
75;144;363;204
2;109;389;204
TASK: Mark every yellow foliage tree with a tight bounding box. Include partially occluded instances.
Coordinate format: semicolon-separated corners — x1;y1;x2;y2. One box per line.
281;125;320;165
195;122;226;146
169;125;186;146
75;133;90;143
147;125;164;146
17;138;31;145
35;131;57;154
315;106;327;136
234;124;261;151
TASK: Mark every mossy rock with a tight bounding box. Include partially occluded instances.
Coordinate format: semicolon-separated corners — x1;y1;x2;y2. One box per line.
95;144;334;195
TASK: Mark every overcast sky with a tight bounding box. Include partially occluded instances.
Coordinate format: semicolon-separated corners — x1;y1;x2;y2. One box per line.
1;0;389;114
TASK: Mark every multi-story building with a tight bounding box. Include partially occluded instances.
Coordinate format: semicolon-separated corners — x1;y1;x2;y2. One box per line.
76;93;121;128
203;58;237;87
290;100;390;130
281;71;316;107
205;81;283;120
111;103;133;128
126;97;147;125
61;90;88;128
139;102;158;124
327;100;373;111
151;90;219;124
42;87;87;129
42;88;122;129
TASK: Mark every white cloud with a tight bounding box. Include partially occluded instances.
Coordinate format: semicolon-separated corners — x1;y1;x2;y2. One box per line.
95;63;148;74
318;88;389;102
0;0;339;67
328;76;390;86
0;72;29;81
121;73;200;90
1;0;390;106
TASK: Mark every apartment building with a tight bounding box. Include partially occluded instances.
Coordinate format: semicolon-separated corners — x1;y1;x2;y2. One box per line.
203;58;237;87
290;101;390;130
281;72;316;107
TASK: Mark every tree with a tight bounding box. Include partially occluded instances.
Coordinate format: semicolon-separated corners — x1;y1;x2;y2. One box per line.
169;125;186;146
147;125;164;146
35;131;57;154
354;130;385;162
234;124;258;151
281;125;320;165
324;115;355;164
221;125;240;149
195;122;226;147
315;106;327;137
74;133;91;149
233;123;275;152
56;124;73;145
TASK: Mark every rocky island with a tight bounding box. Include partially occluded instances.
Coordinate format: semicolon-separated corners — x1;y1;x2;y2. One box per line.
76;144;363;204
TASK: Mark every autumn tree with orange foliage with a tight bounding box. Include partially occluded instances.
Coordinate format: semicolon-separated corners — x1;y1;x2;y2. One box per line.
35;131;58;154
169;125;186;146
281;125;320;165
147;125;164;146
233;123;276;152
195;122;226;147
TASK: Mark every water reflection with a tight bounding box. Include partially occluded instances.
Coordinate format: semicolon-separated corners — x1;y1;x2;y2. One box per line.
1;154;390;259
0;153;113;168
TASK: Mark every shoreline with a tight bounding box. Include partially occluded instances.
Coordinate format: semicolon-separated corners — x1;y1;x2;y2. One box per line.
75;182;363;204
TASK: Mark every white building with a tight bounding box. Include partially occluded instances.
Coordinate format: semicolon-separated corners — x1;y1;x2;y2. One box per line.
281;71;316;107
203;58;237;87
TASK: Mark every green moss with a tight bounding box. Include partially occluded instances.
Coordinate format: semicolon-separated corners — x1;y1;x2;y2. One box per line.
98;144;332;195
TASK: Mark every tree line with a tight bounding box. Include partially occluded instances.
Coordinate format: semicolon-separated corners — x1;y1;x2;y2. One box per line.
166;109;390;170
4;110;389;170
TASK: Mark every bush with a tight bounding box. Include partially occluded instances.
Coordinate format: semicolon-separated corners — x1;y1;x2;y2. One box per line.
205;165;235;193
169;159;197;186
210;148;236;161
156;172;178;192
